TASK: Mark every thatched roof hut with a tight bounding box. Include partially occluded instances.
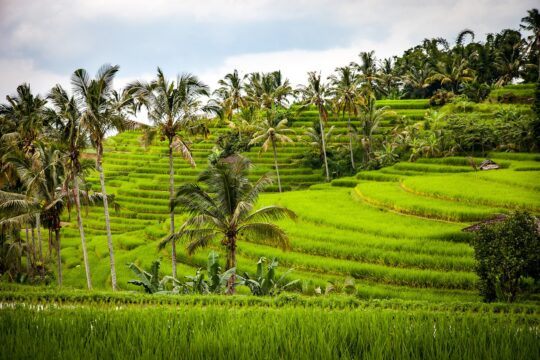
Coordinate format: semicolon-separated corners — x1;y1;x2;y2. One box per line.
462;214;540;233
479;159;500;171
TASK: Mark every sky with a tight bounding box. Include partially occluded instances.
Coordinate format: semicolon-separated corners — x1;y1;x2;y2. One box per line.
0;0;537;103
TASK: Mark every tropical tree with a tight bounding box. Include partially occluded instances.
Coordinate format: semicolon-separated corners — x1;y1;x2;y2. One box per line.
71;64;138;290
127;68;211;280
249;107;294;192
0;84;48;273
214;69;246;121
521;8;540;81
427;57;475;93
0;84;48;157
296;71;331;181
1;144;66;285
358;95;394;162
47;85;93;289
161;156;296;294
351;51;379;94
329;66;362;170
244;71;293;109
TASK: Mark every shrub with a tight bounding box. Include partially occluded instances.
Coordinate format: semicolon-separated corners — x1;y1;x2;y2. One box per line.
472;211;540;302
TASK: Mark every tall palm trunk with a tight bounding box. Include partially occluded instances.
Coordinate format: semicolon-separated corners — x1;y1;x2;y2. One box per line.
271;138;282;193
225;236;236;294
55;227;62;286
25;225;31;274
168;138;177;280
73;178;92;289
317;111;330;181
31;226;36;267
347;112;356;170
96;143;117;291
36;214;42;264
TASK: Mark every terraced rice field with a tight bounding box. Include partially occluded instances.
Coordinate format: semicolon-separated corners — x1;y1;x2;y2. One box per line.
49;99;539;304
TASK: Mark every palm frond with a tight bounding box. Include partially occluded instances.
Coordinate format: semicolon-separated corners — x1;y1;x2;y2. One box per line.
238;222;290;250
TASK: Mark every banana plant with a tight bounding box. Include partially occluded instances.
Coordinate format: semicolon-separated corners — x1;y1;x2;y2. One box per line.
184;251;236;294
238;257;299;296
127;259;176;294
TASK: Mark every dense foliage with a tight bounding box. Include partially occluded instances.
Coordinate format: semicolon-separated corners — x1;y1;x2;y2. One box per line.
472;211;540;302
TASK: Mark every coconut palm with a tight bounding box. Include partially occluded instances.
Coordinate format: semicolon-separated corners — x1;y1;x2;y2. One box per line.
521;8;540;81
1;144;65;285
249;107;294;192
351;51;380;93
0;84;48;271
71;64;139;290
127;68;211;280
329;66;362;170
214;69;246;121
358;95;394;162
0;84;48;157
244;71;293;109
47;84;93;289
296;71;331;181
402;62;433;98
427;57;475;93
301;125;335;164
161;156;296;294
1;144;112;286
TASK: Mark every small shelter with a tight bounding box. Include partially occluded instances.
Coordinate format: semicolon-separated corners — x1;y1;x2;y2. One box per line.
478;159;500;171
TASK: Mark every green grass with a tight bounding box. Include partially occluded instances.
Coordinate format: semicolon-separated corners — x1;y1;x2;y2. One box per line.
402;173;540;212
356;181;507;222
1;300;538;360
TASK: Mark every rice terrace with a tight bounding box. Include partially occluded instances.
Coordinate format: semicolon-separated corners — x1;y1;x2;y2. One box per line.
1;1;540;359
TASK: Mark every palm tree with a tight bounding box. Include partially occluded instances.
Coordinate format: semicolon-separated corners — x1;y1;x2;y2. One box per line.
427;57;475;93
72;64;138;290
161;156;296;294
47;85;93;289
351;51;379;94
244;71;293;109
127;68;211;280
402;62;432;98
358;95;394;162
1;144;111;286
249;107;294;192
329;66;362;170
296;71;331;181
0;84;48;157
0;84;48;270
521;8;540;81
2;145;65;285
214;70;246;121
301;125;335;163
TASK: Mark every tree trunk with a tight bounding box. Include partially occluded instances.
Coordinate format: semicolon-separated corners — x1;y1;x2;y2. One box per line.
31;226;36;270
35;214;43;278
168;138;177;280
318;111;330;181
272;138;282;193
96;143;117;291
225;236;236;295
73;179;92;289
25;225;31;275
347;112;356;170
48;228;52;263
55;227;62;287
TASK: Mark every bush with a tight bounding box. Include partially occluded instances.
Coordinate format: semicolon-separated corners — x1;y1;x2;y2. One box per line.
472;212;540;302
429;89;454;106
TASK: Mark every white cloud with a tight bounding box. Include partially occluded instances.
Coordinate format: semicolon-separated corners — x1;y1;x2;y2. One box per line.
0;58;69;99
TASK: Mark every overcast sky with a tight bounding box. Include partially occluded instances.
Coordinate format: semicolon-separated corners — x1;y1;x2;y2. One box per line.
0;0;537;102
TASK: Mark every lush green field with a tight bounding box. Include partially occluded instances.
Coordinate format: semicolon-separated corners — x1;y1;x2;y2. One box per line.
3;97;540;359
31;107;538;302
1;288;539;360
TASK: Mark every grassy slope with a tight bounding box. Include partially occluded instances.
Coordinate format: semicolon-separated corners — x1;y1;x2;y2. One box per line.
30;99;537;304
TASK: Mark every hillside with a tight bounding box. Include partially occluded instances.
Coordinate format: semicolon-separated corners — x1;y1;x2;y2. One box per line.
51;98;540;302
